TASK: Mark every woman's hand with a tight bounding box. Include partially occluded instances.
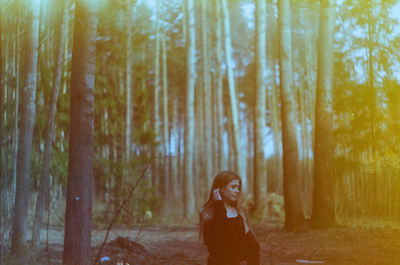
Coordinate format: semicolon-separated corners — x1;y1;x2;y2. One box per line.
212;188;222;201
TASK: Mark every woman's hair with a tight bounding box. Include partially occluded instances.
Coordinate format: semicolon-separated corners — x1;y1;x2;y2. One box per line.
199;170;243;240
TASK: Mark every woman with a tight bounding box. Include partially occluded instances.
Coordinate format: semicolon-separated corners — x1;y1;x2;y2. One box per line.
199;171;260;265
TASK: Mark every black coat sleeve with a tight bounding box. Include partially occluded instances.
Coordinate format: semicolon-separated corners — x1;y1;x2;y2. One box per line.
244;230;260;265
203;200;231;254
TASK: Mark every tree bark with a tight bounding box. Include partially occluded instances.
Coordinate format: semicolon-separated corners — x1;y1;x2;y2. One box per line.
162;33;169;196
311;0;336;229
202;0;213;192
183;0;196;218
126;0;134;159
62;0;98;264
153;0;161;195
11;0;40;255
253;0;267;216
215;0;225;171
266;3;282;195
171;102;179;204
278;0;304;231
0;4;7;261
32;0;69;250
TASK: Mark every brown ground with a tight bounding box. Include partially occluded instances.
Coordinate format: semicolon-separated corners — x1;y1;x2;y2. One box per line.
5;222;400;265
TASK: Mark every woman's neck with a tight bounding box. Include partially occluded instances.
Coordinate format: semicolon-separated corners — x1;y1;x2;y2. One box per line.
224;202;238;218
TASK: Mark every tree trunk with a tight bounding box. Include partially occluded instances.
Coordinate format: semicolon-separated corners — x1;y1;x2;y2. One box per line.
183;0;196;218
202;0;213;192
195;79;204;207
304;2;316;204
221;0;246;191
0;4;7;261
311;0;336;229
278;0;304;231
63;1;98;264
266;3;282;195
215;0;225;171
126;0;133;160
13;0;21;207
32;0;68;250
300;2;313;218
154;0;161;195
367;0;377;211
171;102;179;205
11;0;40;255
162;33;169;196
253;0;267;217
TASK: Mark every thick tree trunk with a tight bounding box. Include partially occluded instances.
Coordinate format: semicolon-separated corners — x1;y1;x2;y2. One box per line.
221;0;246;191
253;0;267;217
11;0;40;255
183;0;196;218
311;0;336;229
278;0;304;231
62;1;98;264
32;0;68;249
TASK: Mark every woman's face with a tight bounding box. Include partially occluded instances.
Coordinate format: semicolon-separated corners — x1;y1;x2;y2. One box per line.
221;179;240;203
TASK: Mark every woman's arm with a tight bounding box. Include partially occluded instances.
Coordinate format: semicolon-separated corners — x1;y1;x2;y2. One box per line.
203;200;230;253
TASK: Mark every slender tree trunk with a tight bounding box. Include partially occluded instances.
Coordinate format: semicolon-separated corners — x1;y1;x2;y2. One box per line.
215;0;225;171
221;0;246;191
0;4;7;262
171;102;179;203
266;3;282;195
195;80;204;206
126;0;133;160
299;2;313;218
13;0;21;206
183;0;196;218
63;1;98;264
32;0;68;249
182;0;186;45
11;0;40;255
62;1;70;95
202;0;213;191
367;1;377;206
311;0;336;229
162;33;169;196
304;2;316;202
278;0;304;231
253;0;267;217
154;0;161;195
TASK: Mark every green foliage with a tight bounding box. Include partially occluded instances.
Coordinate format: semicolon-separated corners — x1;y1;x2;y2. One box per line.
334;0;400;223
93;154;162;226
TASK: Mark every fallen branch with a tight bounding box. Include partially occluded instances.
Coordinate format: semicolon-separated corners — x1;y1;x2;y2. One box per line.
93;164;149;265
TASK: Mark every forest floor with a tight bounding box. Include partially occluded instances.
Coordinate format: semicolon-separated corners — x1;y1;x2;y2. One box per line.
4;220;400;265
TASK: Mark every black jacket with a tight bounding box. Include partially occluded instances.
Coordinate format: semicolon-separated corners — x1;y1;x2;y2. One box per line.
204;200;260;265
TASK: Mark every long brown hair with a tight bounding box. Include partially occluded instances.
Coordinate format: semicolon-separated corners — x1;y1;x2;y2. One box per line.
199;171;244;240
